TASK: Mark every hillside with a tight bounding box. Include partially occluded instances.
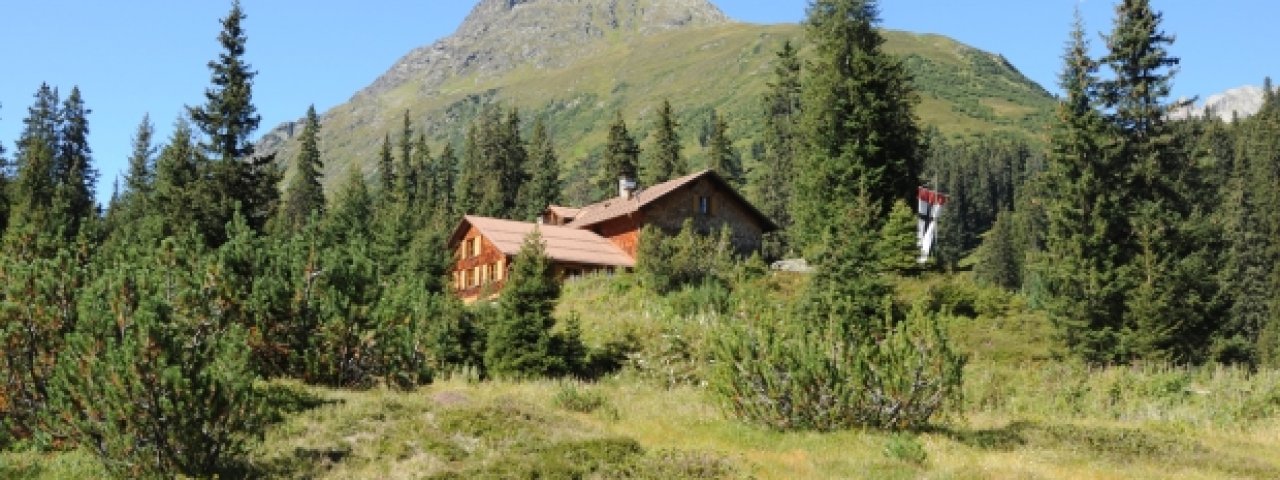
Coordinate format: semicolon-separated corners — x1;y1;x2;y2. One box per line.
257;0;1054;198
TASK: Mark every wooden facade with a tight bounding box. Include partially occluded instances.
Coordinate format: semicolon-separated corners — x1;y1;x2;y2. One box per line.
451;224;510;302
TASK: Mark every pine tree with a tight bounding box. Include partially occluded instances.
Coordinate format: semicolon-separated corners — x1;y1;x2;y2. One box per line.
486;229;564;378
756;40;803;238
188;0;279;238
601;111;640;196
281;105;326;228
516;118;561;221
792;0;922;253
705;109;742;187
49;226;265;477
643;99;685;185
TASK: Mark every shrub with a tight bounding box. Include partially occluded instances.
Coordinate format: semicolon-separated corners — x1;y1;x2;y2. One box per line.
553;382;611;414
48;232;267;477
709;303;966;431
635;220;737;294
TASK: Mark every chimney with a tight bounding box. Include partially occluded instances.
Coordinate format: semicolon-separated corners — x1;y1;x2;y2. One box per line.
619;176;638;200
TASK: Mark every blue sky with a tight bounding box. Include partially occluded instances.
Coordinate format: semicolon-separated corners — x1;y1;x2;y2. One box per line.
0;1;1275;205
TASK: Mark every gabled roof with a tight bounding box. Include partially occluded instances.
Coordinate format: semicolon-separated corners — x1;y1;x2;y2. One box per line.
449;215;635;267
545;205;582;219
565;169;778;231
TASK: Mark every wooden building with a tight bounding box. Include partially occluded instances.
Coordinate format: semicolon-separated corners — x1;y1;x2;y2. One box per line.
448;169;777;302
448;216;634;302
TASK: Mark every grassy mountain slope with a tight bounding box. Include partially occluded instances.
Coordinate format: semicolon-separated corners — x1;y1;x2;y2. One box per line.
259;9;1054;200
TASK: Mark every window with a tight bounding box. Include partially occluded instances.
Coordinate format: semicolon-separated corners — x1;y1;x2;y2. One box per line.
472;237;482;257
496;258;506;281
697;195;712;215
472;267;480;287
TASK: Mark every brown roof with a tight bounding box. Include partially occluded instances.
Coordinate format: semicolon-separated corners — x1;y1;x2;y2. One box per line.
451;215;635;267
565;169;778;231
545;205;582;219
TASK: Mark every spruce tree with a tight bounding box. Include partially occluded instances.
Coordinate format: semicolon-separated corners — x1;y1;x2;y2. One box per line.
53;86;96;237
455;125;481;215
152;117;208;239
486;229;564;378
706;109;742;187
643;99;685;185
281;105;326;228
1103;0;1210;363
120;114;156;212
5;84;61;246
516;118;561;221
433;142;459;220
1040;10;1129;363
0;102;9;235
396;111;415;202
601;111;640;196
756;40;803;238
378;133;395;194
498;107;528;216
188;0;279;238
792;0;922;253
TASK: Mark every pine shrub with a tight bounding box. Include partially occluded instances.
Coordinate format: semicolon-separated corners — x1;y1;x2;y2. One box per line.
709;302;965;431
48;232;266;477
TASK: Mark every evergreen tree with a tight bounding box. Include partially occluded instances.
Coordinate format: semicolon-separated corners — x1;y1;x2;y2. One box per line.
53;86;96;237
188;0;279;238
152;117;209;239
1039;10;1129;363
792;0;922;253
643;99;685;185
433;142;459;220
601;111;640;196
485;229;564;378
281;105;326;228
5;84;61;246
1102;0;1211;363
120;114;156;211
516;118;561;220
378;133;395;194
0;103;9;235
705;109;742;187
1221;79;1280;365
455;125;481;215
396;111;415;202
756;40;803;243
410;133;431;207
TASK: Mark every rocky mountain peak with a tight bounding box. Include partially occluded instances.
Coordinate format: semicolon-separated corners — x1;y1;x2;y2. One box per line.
358;0;728;100
1170;84;1278;122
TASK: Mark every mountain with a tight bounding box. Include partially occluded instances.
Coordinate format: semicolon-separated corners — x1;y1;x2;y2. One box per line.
1171;84;1277;122
257;0;1055;202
